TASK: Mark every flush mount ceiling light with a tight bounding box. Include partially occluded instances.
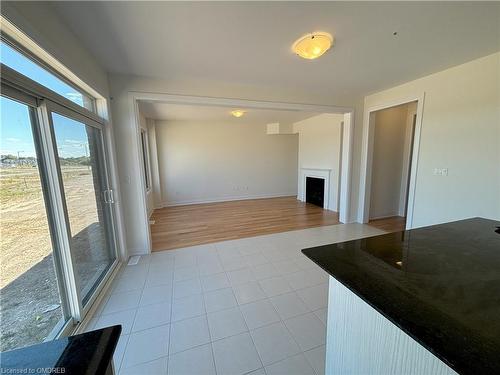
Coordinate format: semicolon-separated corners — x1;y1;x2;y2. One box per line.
231;110;246;118
292;32;334;60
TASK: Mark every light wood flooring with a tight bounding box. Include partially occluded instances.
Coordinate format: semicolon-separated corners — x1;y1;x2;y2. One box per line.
368;216;407;232
150;196;340;251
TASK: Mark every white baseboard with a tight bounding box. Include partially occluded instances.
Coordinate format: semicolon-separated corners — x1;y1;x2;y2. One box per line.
128;248;150;256
369;213;403;221
160;192;298;208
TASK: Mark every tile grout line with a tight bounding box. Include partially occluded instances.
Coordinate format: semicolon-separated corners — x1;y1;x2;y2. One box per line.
219;247;266;375
118;258;151;372
195;250;217;375
108;233;332;374
165;256;175;374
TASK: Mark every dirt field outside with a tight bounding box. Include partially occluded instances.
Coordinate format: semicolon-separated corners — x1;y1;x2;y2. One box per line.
0;164;112;351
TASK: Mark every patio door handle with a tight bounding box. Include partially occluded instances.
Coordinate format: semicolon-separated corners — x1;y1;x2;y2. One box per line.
103;190;114;204
108;189;115;204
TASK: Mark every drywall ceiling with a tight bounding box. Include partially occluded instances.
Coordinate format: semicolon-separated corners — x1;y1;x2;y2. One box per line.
51;2;499;103
138;101;319;124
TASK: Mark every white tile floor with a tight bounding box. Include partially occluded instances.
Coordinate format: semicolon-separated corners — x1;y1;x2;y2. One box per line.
87;223;384;375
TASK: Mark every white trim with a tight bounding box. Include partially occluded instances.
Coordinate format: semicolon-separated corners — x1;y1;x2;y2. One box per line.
0;15;103;101
129;92;354;254
73;260;123;335
358;94;425;229
298;168;332;211
147;119;162;209
38;100;83;322
161;193;298;208
130;91;352;114
340;112;354;223
129;93;153;253
1;64;103;124
368;214;404;221
399;106;418;217
140;128;152;192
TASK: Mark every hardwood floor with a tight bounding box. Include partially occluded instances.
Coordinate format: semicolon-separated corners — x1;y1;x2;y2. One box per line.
368;216;406;232
150;196;340;251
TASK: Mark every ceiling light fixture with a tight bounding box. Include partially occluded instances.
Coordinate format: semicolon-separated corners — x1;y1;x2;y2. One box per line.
292;32;333;60
231;110;245;118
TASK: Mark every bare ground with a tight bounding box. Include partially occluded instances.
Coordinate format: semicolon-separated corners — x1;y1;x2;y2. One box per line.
0;166;112;351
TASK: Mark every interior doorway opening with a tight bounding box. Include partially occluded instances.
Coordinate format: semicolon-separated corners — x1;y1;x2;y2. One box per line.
366;101;418;232
129;94;354;252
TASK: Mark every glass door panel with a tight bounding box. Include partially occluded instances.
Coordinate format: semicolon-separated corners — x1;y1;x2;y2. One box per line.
0;96;67;351
50;112;115;305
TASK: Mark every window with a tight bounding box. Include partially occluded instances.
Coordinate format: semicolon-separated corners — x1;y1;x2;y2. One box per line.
51;112;116;304
0;96;67;351
0;40;94;110
141;129;151;190
1;36;118;350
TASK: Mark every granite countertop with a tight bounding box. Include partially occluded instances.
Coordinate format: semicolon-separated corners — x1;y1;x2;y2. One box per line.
302;217;500;375
0;325;121;375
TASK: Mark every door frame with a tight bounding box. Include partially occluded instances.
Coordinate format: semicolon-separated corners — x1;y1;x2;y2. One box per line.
43;99;120;316
358;94;425;229
128;92;356;253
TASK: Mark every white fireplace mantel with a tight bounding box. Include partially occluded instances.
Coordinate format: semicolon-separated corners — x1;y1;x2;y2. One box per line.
298;168;333;210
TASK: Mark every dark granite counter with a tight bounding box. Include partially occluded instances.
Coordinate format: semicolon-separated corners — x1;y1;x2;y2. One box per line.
0;325;121;375
302;218;500;375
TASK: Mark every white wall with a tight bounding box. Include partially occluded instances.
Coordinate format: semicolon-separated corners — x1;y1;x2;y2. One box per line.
369;104;410;219
155;119;298;206
108;52;499;255
362;52;500;227
108;73;348;254
293;114;343;211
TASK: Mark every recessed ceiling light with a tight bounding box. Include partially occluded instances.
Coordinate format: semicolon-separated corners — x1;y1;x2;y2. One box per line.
231;110;245;118
292;32;334;60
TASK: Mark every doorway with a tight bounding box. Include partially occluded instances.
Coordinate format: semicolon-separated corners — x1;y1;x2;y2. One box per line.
128;93;355;253
359;97;423;231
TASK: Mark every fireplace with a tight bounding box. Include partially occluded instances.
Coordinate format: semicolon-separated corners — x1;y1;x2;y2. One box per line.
299;168;331;210
306;177;325;208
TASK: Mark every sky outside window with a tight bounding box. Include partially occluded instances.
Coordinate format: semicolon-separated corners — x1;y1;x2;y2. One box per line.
0;42;85;106
1;43;90;159
1;97;89;159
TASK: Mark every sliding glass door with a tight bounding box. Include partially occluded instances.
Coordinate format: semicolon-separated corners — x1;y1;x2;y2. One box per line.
48;106;116;306
1;86;118;350
0;96;69;351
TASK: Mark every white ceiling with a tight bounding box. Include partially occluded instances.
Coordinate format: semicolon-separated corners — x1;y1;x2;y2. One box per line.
52;2;499;103
138;101;319;124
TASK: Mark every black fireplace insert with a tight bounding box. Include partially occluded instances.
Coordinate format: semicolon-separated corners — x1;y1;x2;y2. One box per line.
306;177;325;208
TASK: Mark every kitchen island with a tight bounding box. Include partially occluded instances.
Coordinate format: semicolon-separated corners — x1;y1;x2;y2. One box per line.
302;218;500;375
0;325;122;374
